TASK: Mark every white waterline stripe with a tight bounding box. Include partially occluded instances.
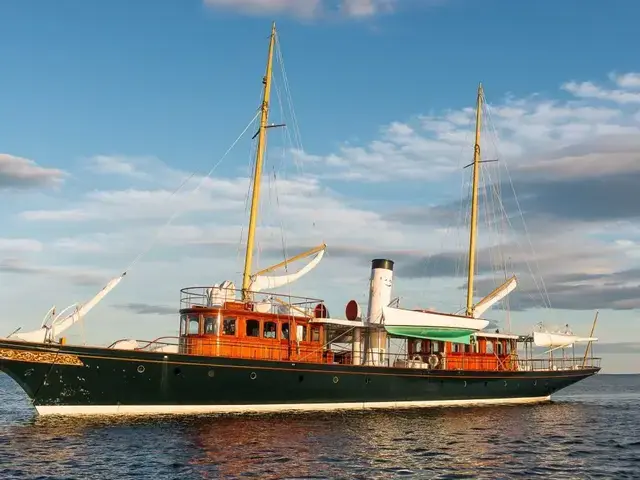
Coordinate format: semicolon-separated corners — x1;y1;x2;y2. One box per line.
36;396;552;416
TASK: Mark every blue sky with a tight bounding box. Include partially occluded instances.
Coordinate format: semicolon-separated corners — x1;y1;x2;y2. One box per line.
1;0;639;372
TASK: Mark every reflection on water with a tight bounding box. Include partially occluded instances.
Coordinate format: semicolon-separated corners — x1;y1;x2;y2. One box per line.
0;374;639;479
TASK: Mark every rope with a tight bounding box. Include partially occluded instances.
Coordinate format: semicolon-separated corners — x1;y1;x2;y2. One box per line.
123;110;261;274
483;102;552;310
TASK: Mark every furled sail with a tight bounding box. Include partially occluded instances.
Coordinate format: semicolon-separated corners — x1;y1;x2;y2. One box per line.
248;244;326;293
382;306;490;344
6;272;126;343
533;331;598;348
471;275;517;318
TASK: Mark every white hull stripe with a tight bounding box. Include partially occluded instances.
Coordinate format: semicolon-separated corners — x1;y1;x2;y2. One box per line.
35;395;552;416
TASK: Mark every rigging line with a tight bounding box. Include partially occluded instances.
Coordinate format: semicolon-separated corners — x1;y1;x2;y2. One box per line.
483;105;551;309
481;156;503;286
275;36;304;157
482;105;549;311
422;124;473;289
483;104;552;310
236;85;266;273
484;162;512;327
271;76;292;268
238;120;260;272
124;110;261;274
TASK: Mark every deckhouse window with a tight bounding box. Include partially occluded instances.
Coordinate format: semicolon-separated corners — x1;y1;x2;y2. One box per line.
180;314;187;336
486;341;494;354
311;326;321;343
223;317;237;336
297;324;307;342
281;322;289;340
188;315;200;335
496;342;503;355
264;321;277;339
204;316;218;335
246;319;260;337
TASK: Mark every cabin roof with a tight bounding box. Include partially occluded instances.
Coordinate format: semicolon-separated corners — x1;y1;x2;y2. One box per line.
474;331;520;340
309;318;365;328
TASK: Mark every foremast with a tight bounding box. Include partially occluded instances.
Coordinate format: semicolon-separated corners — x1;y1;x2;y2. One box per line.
242;22;277;301
463;84;516;318
465;84;483;316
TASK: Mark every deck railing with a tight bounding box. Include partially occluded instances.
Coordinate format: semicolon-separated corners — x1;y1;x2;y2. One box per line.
108;336;601;372
179;286;326;317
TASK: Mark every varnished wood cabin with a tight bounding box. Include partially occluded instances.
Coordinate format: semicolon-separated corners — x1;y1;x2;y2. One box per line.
178;299;332;364
175;289;523;372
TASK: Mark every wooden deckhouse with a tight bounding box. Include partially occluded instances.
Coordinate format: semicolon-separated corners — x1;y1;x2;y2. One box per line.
178;287;331;364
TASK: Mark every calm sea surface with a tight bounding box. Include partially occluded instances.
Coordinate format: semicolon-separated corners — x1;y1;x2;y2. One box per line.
0;373;638;479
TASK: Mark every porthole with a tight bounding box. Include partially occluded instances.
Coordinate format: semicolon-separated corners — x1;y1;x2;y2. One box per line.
463;381;467;387
504;381;508;387
208;370;215;378
484;381;488;387
137;365;145;374
174;367;181;376
298;375;304;382
533;380;537;386
250;372;257;380
365;377;371;384
333;376;339;384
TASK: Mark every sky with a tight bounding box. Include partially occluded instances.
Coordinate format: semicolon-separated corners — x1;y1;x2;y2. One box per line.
0;0;639;373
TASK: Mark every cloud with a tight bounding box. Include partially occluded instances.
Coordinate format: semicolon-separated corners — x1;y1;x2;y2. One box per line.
590;342;640;354
562;80;640;104
53;235;114;253
341;0;395;17
0;258;108;286
610;72;640;89
295;76;640;183
20;176;250;222
0;154;66;190
85;155;152;179
113;303;176;316
202;0;397;19
471;269;640;312
0;238;43;253
11;70;640;320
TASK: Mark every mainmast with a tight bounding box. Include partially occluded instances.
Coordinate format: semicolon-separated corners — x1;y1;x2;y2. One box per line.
465;83;483;316
242;22;277;300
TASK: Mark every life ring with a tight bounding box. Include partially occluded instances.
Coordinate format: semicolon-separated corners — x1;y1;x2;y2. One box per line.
428;354;439;369
411;354;422;362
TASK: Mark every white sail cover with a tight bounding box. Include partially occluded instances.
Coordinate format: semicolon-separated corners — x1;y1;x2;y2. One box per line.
382;306;490;331
472;276;517;318
6;273;126;343
249;248;325;292
533;331;598;348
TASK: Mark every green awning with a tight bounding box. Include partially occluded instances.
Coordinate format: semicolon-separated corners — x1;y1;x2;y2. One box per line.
385;326;474;345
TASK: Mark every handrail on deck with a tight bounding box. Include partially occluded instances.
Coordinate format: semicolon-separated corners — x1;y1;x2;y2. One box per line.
105;335;601;372
179;286;326;313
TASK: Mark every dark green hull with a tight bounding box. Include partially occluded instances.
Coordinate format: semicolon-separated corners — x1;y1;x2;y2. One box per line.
0;339;599;415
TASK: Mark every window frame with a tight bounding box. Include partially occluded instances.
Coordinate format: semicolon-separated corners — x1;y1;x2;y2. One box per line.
204;313;219;335
281;322;289;340
263;321;277;339
245;319;261;338
187;314;201;336
222;316;237;336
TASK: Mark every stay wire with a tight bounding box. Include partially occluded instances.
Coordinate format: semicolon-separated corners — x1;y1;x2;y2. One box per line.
123;110;261;274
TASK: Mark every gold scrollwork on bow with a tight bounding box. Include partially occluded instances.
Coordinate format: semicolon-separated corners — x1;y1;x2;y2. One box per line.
0;348;84;367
